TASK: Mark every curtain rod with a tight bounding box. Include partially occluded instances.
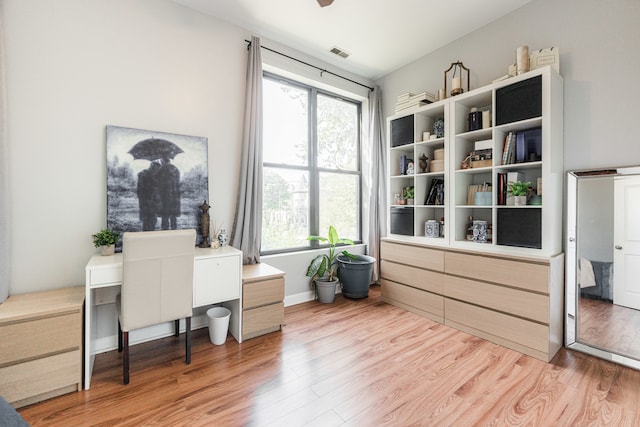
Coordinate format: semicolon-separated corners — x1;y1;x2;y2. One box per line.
245;40;374;92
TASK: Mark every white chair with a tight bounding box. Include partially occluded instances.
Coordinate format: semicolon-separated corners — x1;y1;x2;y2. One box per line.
116;229;196;385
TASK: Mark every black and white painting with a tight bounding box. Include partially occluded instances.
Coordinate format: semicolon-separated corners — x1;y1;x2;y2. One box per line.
106;125;208;251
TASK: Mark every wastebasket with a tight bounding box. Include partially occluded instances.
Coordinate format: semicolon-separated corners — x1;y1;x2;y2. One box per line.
206;307;231;345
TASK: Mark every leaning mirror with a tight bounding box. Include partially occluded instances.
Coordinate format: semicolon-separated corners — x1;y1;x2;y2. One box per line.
565;166;640;370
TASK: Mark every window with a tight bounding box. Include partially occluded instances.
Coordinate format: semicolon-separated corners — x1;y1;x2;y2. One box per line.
261;73;361;253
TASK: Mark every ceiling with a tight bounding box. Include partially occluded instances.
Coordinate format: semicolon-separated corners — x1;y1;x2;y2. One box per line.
172;0;532;81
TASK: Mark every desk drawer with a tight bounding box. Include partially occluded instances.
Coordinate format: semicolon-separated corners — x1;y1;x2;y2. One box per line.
0;311;81;366
194;255;241;307
90;267;122;286
242;303;284;336
0;350;81;405
243;278;284;309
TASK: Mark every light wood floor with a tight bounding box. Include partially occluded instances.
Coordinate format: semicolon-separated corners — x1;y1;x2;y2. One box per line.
19;285;640;426
579;297;640;359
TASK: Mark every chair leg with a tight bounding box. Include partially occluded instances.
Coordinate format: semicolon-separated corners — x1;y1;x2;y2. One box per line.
174;319;180;337
123;331;130;385
118;320;123;352
185;317;191;365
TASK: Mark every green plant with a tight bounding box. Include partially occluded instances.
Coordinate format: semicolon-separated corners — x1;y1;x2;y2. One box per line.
508;181;531;197
92;228;120;248
305;225;356;282
403;186;415;200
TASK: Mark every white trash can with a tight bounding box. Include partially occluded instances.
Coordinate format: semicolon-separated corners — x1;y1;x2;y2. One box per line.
206;307;231;345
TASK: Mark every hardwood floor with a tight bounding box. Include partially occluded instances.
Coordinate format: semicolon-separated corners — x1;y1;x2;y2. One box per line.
19;285;640;426
579;297;640;359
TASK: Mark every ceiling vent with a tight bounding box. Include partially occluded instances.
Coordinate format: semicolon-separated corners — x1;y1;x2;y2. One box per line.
330;46;350;59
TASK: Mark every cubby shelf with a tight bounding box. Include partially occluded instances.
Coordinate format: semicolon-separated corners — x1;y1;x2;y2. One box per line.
386;66;563;257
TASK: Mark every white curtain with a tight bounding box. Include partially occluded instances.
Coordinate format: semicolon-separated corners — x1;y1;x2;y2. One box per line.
231;36;263;265
367;86;386;282
0;2;9;303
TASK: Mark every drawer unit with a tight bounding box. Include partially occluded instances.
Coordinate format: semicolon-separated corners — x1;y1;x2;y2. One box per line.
194;253;242;307
380;241;445;323
381;240;444;271
0;286;84;408
243;278;284;309
241;263;285;340
242;303;285;338
445;299;551;361
380;238;564;362
380;260;444;295
445;251;550;293
381;279;444;323
443;274;549;323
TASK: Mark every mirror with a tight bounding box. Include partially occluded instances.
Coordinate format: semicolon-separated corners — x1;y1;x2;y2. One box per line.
566;166;640;370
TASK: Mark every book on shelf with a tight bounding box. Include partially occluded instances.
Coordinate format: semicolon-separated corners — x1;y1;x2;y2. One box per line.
502;131;516;165
394;91;436;113
502;128;542;165
425;178;444;205
466;183;492;205
497;173;507;205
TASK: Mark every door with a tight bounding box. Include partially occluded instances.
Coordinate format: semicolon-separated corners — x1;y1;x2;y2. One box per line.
613;176;640;310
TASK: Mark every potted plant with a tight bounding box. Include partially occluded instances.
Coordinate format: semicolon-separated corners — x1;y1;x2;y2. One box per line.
92;228;120;256
404;186;415;205
337;252;376;299
305;225;355;303
508;181;531;206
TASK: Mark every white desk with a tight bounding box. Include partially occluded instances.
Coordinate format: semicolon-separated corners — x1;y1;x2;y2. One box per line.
84;246;242;390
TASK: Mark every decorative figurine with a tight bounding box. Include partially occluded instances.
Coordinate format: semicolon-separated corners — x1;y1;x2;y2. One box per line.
419;153;429;173
198;200;211;248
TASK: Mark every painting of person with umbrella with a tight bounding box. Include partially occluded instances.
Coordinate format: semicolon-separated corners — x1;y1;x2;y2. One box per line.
128;137;184;230
106;125;209;251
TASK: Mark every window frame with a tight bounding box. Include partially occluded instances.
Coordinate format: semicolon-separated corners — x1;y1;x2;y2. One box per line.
261;71;363;255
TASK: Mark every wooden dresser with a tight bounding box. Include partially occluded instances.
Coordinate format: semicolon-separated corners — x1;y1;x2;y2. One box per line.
380;240;564;362
0;286;84;408
242;263;285;340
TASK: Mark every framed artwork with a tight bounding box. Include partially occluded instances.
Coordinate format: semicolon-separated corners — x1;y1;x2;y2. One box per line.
106;125;209;251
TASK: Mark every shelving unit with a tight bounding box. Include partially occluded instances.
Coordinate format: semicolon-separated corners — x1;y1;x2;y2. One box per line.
388;101;449;246
382;66;564;362
387;66;563;257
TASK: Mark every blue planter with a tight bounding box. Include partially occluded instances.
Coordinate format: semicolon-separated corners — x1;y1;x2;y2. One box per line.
337;254;375;299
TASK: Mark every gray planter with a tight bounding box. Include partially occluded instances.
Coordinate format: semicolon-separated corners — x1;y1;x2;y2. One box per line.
315;278;338;303
337;254;375;299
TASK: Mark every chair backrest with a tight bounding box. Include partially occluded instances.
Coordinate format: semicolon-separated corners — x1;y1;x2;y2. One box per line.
120;229;196;332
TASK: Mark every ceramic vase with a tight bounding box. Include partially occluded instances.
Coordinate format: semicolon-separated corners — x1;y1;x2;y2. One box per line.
217;229;229;247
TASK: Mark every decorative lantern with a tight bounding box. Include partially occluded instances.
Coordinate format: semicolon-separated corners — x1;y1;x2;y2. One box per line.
444;62;470;97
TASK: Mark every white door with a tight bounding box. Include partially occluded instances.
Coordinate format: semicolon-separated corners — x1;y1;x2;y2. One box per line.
613;176;640;310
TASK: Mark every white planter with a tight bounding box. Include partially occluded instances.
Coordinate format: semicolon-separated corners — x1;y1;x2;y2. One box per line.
514;196;527;206
315;279;338;303
100;244;115;256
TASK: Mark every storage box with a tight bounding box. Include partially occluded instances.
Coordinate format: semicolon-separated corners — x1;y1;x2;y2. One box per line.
474;139;493;151
471;159;492;168
430;159;444;172
433;148;444;160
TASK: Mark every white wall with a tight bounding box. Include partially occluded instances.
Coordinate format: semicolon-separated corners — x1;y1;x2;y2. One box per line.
3;0;372;300
4;0;248;294
376;0;640;172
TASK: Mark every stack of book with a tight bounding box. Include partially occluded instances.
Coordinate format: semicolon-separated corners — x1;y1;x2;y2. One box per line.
467;183;492;205
395;91;436;113
501;131;517;165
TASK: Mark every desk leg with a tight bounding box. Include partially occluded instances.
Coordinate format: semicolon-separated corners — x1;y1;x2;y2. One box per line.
222;299;242;343
84;286;96;390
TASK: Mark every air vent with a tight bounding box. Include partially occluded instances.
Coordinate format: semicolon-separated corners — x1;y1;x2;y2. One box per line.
330;46;350;59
